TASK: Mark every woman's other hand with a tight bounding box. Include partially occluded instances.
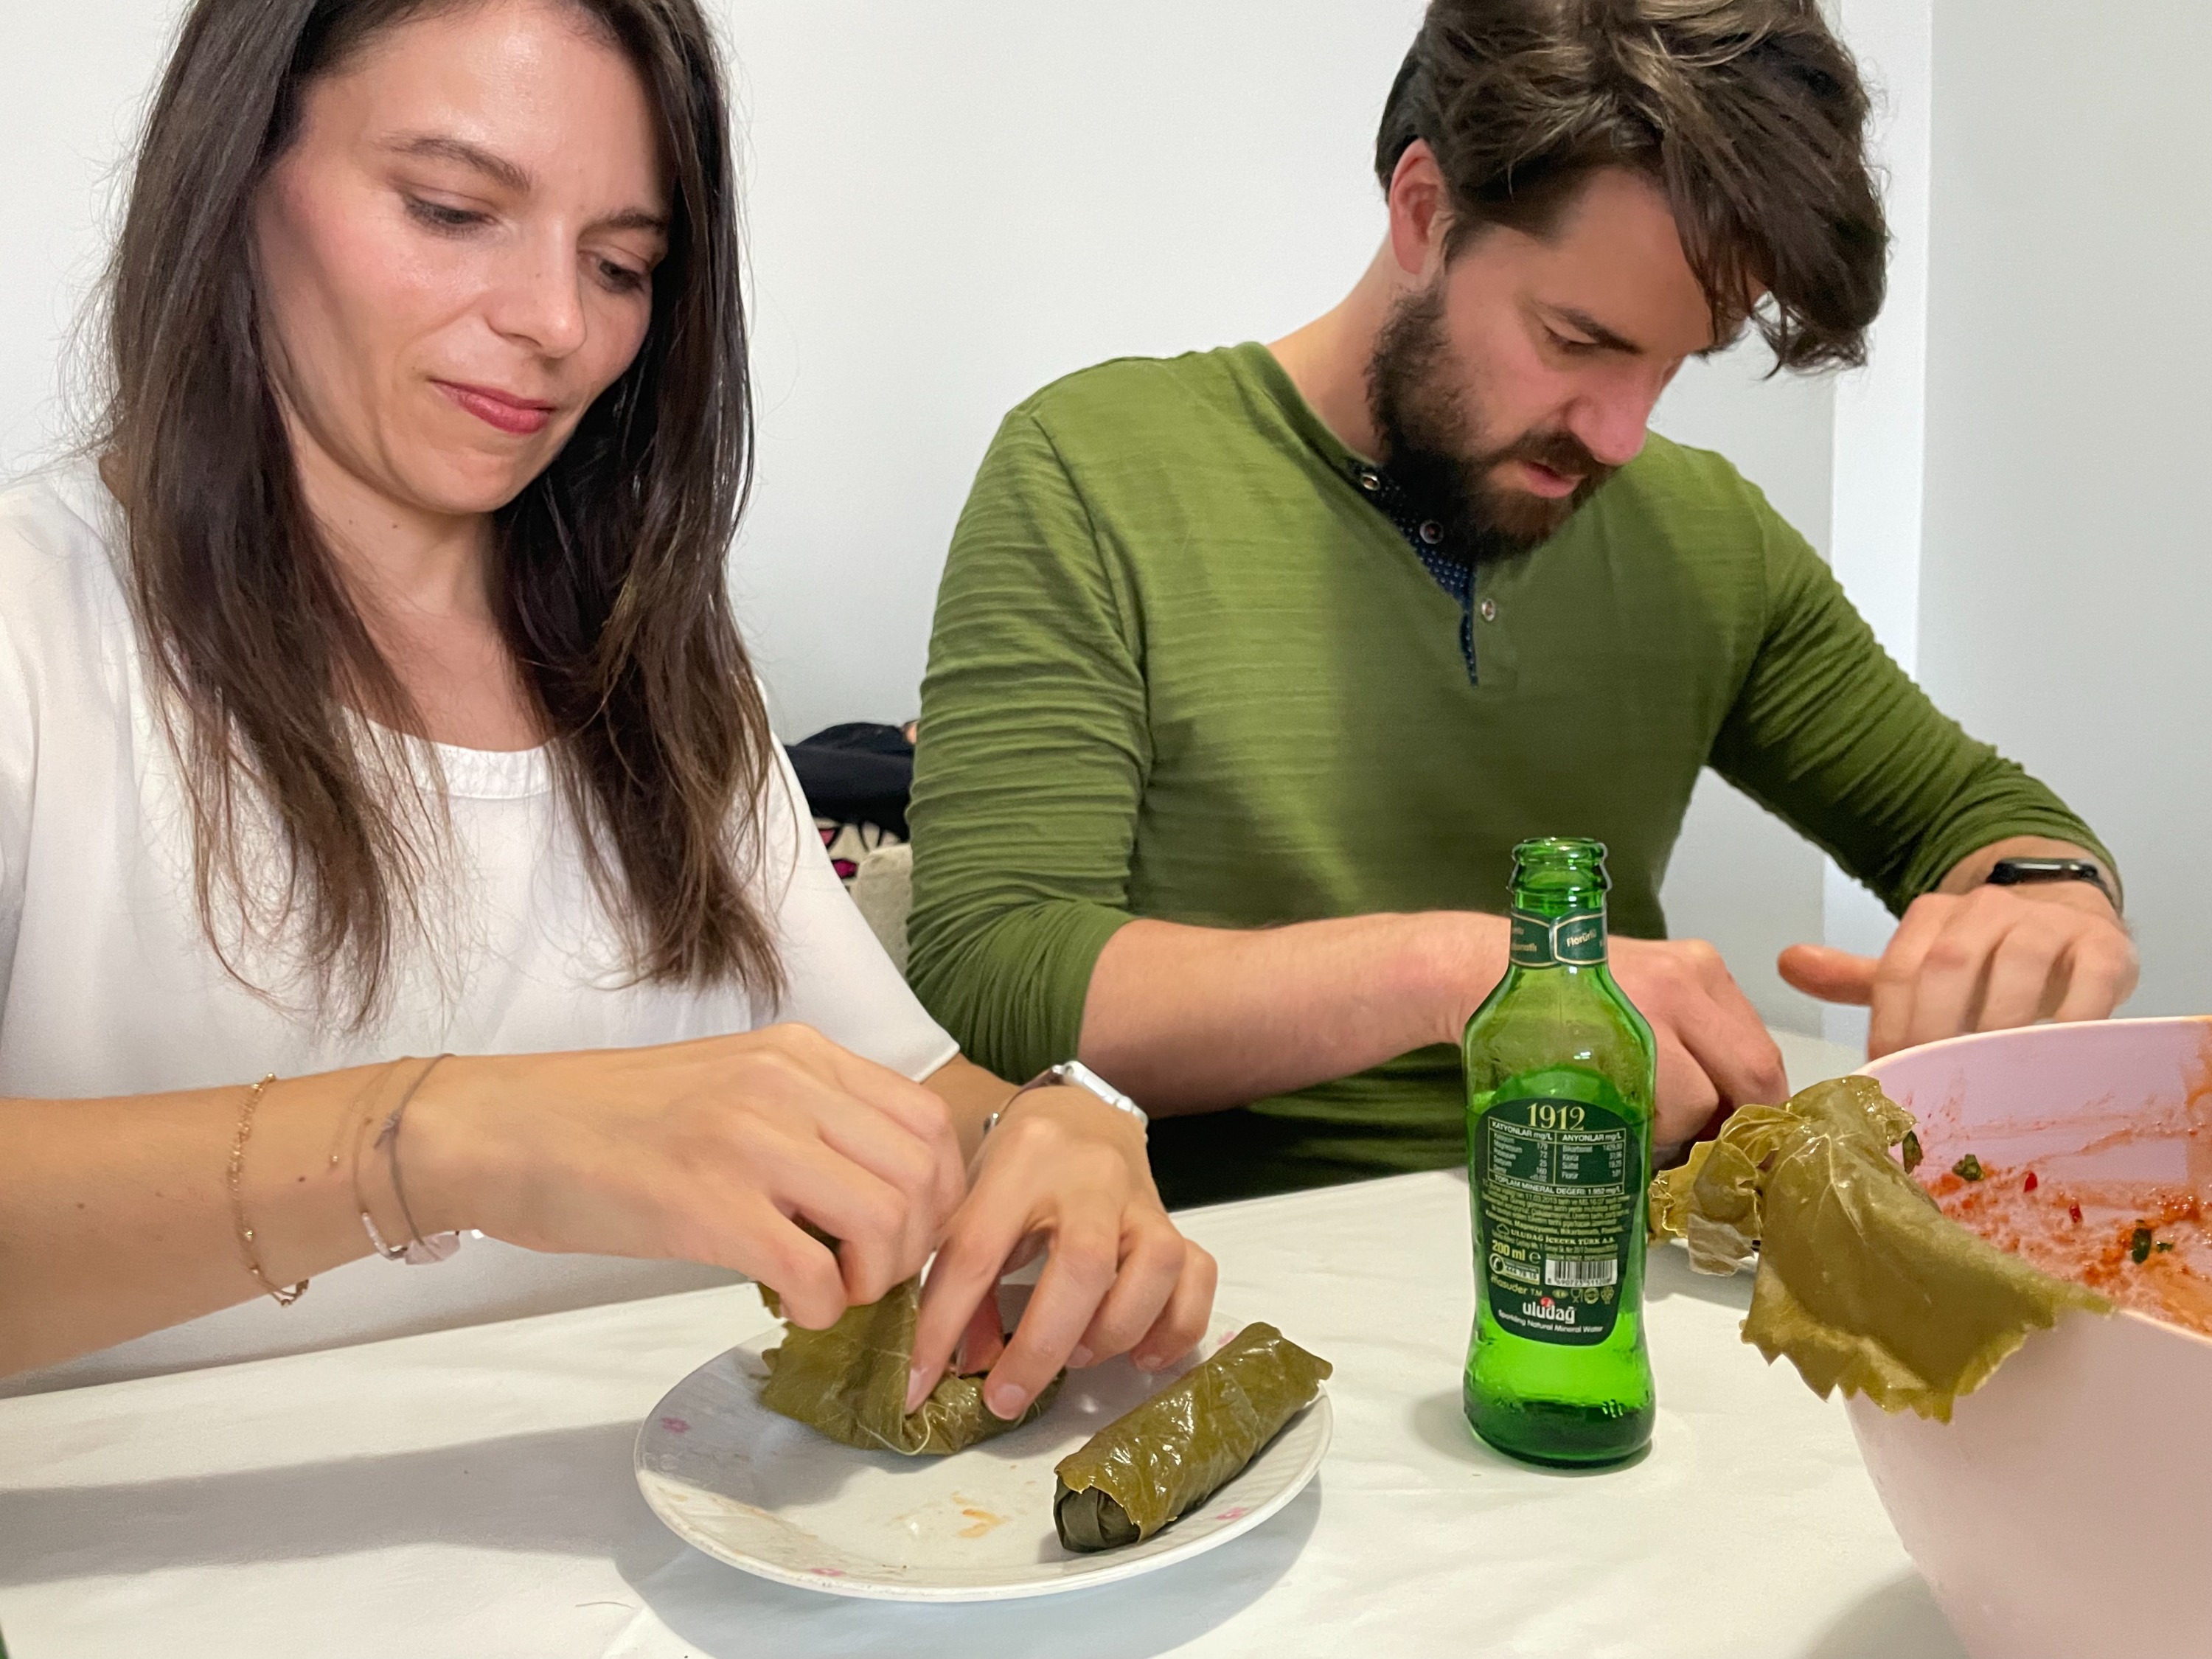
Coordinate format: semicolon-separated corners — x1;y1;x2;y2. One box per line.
905;1085;1217;1420
407;1025;966;1330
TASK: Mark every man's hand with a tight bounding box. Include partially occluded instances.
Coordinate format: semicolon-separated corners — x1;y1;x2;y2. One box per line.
1778;881;2137;1060
1606;937;1790;1149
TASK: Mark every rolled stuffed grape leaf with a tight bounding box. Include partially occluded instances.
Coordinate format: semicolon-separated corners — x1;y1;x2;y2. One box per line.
1648;1075;2108;1422
1053;1323;1331;1551
758;1279;1060;1455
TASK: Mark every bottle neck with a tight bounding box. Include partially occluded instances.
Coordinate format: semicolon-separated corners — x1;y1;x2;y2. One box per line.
1507;897;1609;968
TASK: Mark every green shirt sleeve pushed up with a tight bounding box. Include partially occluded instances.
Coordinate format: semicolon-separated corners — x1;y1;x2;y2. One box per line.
906;410;1147;1083
1707;507;2113;913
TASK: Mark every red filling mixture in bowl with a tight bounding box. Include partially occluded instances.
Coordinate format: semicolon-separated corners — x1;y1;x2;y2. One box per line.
1927;1155;2212;1337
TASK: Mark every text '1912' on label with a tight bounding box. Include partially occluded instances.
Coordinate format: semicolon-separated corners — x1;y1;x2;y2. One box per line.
1475;1096;1643;1346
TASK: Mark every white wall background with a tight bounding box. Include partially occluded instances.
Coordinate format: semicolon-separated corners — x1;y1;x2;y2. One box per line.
1650;351;1834;1036
717;0;1425;733
1;1;2189;1035
1916;0;2211;1018
0;6;173;470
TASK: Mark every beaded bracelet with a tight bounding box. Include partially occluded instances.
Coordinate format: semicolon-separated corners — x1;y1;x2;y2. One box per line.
227;1073;309;1306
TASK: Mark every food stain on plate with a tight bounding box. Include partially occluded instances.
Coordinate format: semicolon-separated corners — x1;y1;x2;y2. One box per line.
950;1492;1008;1539
956;1508;1006;1539
886;1492;1011;1542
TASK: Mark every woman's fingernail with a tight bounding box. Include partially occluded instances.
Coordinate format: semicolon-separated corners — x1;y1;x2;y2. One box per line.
1068;1345;1094;1369
985;1381;1026;1420
905;1364;931;1412
1133;1352;1162;1374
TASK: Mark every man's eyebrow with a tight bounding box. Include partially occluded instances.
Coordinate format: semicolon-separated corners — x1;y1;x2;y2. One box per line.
384;133;533;194
1549;306;1645;355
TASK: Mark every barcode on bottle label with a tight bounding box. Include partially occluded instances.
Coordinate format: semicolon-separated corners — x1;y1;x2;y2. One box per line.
1544;1256;1618;1288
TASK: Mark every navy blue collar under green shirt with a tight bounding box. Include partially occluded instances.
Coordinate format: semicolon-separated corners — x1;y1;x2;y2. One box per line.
1344;459;1479;681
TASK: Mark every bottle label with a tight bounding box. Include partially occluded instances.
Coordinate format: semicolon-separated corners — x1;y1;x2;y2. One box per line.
1474;1097;1644;1346
1508;909;1607;967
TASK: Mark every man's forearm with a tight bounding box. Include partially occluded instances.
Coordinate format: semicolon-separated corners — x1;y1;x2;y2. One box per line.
1076;911;1508;1115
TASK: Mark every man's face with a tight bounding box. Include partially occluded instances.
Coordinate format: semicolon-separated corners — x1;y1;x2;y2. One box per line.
1368;166;1729;558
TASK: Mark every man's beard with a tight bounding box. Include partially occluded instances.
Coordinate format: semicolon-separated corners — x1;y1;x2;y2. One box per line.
1366;280;1616;563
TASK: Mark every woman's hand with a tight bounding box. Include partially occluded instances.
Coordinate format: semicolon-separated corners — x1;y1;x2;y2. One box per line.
406;1024;966;1331
905;1085;1217;1422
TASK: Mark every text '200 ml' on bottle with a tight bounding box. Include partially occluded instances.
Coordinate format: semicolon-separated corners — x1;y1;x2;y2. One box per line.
1463;837;1658;1467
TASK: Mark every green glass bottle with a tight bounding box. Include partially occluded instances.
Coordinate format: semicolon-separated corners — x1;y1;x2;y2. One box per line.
1462;837;1658;1467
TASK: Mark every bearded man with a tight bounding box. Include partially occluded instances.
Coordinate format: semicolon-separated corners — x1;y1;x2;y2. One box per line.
904;0;2136;1208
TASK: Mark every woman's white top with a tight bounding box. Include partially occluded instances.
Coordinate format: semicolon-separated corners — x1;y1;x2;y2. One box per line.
0;459;958;1393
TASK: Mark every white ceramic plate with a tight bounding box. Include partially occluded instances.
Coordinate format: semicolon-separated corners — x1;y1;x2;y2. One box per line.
633;1302;1332;1602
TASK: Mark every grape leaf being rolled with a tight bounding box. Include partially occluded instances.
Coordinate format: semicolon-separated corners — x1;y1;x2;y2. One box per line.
759;1279;1060;1455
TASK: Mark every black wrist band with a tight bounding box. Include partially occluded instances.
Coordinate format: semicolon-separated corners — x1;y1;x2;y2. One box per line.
1985;857;2118;911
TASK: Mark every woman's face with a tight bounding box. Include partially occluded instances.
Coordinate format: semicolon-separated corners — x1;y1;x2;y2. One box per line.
254;0;668;521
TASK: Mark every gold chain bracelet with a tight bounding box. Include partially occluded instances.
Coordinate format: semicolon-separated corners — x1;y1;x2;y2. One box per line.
227;1072;309;1307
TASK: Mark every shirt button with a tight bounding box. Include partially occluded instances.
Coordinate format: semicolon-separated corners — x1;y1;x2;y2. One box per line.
1359;470;1382;493
1479;597;1498;622
1419;521;1444;545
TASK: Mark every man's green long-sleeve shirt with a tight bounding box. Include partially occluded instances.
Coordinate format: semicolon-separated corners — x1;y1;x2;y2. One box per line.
908;344;2106;1206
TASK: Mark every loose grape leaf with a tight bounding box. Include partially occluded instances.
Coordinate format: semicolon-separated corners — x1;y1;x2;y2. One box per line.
1648;1075;2109;1422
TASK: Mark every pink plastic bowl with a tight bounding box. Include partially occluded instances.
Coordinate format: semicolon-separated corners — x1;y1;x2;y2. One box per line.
1850;1017;2212;1659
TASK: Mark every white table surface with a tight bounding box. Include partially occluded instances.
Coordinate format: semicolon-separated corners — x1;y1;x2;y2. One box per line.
1;1091;1972;1659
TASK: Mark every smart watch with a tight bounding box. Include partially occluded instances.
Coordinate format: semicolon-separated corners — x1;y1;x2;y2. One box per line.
1986;856;2118;910
983;1060;1149;1141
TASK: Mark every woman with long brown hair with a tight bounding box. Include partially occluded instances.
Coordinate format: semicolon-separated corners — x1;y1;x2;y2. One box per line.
0;0;1211;1424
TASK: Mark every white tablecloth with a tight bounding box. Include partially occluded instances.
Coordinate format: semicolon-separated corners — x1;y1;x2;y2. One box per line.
0;1158;1964;1659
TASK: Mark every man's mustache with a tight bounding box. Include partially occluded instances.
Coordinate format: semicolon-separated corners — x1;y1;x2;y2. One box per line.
1491;428;1613;491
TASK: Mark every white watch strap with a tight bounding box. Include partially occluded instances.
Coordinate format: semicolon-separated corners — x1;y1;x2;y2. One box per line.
984;1060;1149;1141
